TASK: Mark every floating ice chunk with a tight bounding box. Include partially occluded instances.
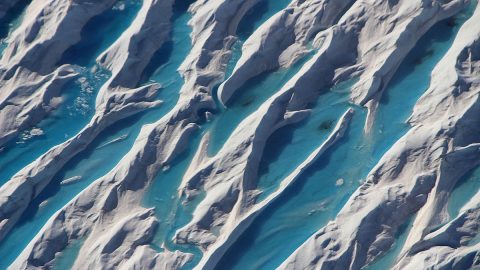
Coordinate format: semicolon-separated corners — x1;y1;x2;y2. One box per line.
18;127;45;143
49;96;64;108
96;134;129;150
29;128;44;137
113;2;126;11
38;200;49;208
60;176;82;185
336;178;345;186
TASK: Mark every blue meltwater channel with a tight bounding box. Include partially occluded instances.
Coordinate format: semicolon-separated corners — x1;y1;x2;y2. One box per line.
214;2;477;270
0;0;476;269
0;1;143;268
140;0;296;268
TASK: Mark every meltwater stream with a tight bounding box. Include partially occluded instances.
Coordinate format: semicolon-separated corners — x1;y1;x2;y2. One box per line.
0;1;143;268
364;3;478;269
140;0;296;268
448;166;480;219
18;5;194;269
0;0;145;187
0;0;145;189
214;3;477;269
208;0;298;155
208;53;314;156
0;0;30;55
0;1;301;267
0;67;108;187
1;0;479;269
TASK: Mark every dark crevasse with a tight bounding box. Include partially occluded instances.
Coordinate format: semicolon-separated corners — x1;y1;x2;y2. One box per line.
0;1;145;268
236;0;270;41
214;3;476;270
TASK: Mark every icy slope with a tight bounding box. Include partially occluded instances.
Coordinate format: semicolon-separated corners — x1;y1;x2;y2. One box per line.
0;0;479;269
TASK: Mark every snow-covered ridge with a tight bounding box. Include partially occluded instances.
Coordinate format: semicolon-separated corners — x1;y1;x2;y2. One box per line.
1;0;480;269
0;0;116;149
280;2;480;269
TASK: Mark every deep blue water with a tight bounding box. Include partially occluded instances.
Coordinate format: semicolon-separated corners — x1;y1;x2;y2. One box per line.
141;0;298;268
207;0;303;155
364;3;478;268
208;53;314;156
0;0;478;269
52;238;84;270
0;1;143;268
214;3;477;269
448;166;480;218
0;0;30;55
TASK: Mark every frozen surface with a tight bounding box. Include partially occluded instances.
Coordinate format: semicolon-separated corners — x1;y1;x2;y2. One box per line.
0;0;480;269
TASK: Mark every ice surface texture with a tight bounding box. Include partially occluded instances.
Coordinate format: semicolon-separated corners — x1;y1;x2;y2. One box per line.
0;0;479;269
